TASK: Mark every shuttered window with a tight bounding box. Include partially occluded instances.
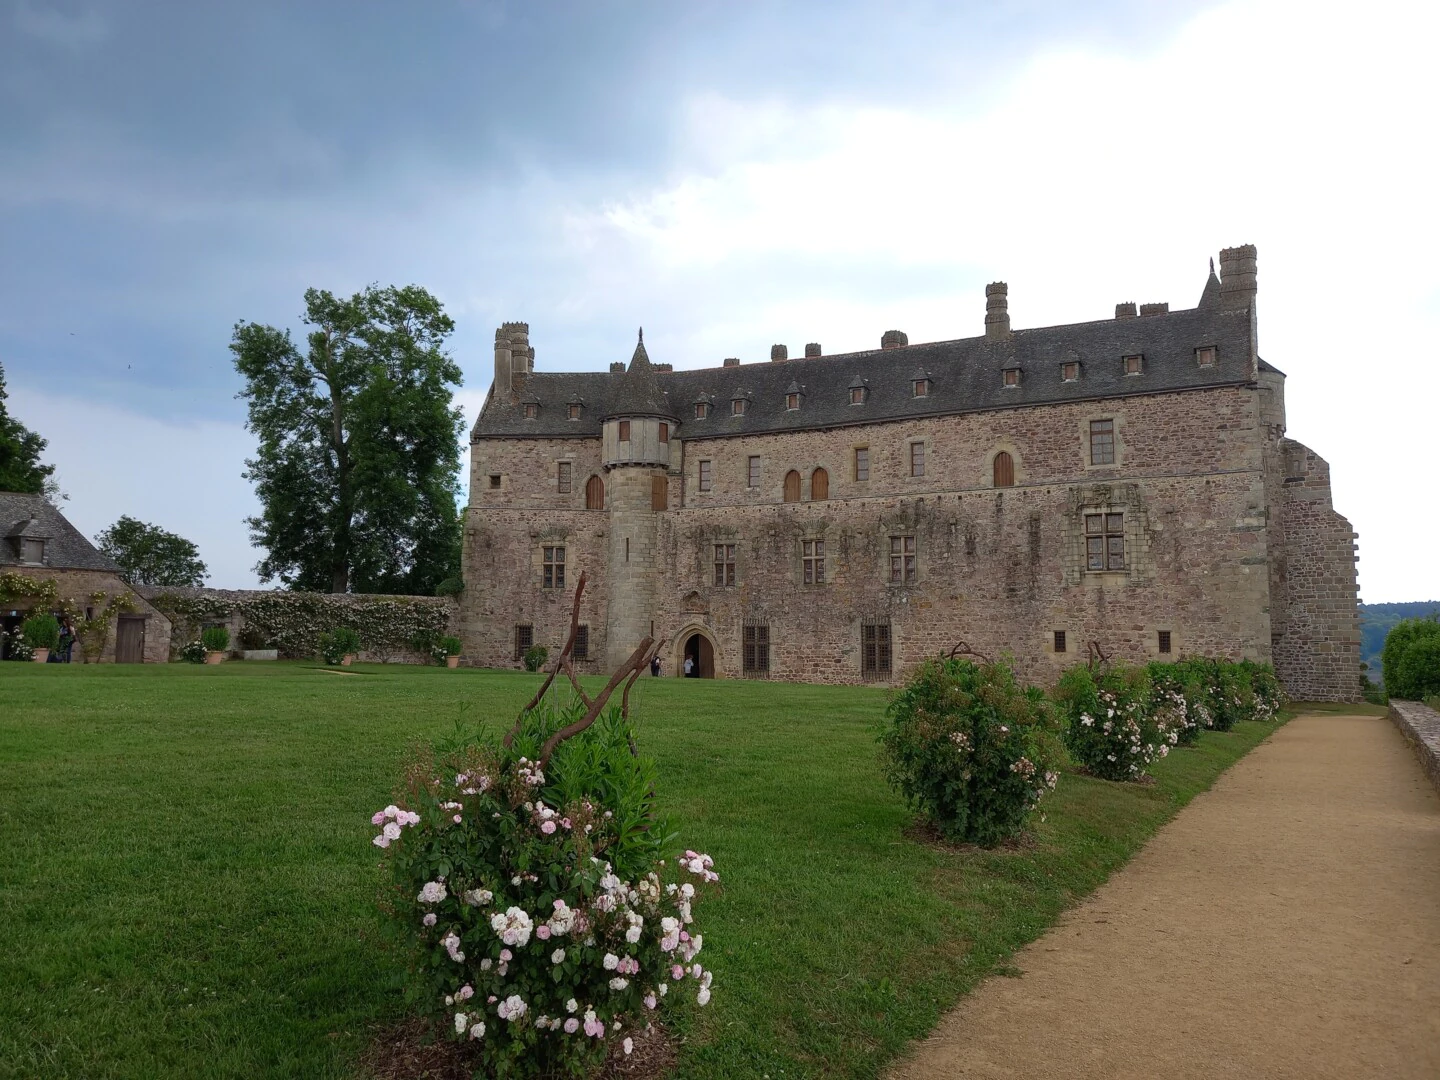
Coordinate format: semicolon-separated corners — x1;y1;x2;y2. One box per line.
585;475;605;510
743;624;770;676
810;467;829;501
618;420;631;441
651;475;667;511
783;470;801;503
993;451;1014;487
861;618;891;679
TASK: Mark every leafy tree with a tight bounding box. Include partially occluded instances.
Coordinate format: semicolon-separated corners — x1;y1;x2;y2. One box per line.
231;285;463;594
0;360;57;496
96;516;209;587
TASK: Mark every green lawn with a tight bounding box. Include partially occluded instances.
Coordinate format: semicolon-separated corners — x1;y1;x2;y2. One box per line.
0;663;1287;1080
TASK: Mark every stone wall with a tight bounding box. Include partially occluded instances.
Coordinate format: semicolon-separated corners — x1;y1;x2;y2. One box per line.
5;566;171;663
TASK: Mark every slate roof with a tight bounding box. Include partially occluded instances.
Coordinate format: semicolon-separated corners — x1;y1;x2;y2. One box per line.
0;492;120;572
474;298;1258;442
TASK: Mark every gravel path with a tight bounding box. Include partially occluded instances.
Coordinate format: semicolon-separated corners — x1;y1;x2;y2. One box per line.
889;714;1440;1079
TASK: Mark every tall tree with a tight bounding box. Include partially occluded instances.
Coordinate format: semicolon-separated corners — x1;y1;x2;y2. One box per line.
0;360;57;496
231;285;464;594
96;516;208;587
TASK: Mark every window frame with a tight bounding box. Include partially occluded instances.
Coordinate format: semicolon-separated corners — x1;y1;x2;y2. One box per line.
854;446;870;482
742;623;770;676
713;543;737;586
785;392;800;411
1084;511;1126;571
513;624;534;661
658;422;669;443
1158;630;1172;655
618;419;631;441
585;474;604;510
1195;345;1217;367
909;440;925;478
783;470;801;503
568;403;582;420
19;538;45;564
1061;361;1080;382
1123;354;1144;376
732;398;748;416
694;402;709;419
850;386;866;405
1054;630;1067;653
1002;367;1020;388
861;618;892;680
488;474;502;489
888;534;917;584
993;450;1015;488
912;378;930;397
1089;418;1116;466
523;403;538;419
573;624;590;661
801;538;826;585
698;459;712;492
557;461;572;494
542;545;567;589
747;455;761;488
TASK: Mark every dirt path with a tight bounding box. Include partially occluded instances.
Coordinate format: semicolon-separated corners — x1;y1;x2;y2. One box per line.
889;714;1440;1080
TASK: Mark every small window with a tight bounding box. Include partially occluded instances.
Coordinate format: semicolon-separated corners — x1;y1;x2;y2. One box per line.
783;470;801;503
585;474;605;510
698;459;712;492
1123;354;1143;375
912;378;930;397
1085;512;1125;571
618;419;631;441
713;544;736;586
850;386;866;405
514;624;534;660
1061;362;1080;382
573;624;590;661
1054;630;1067;653
557;461;572;494
802;539;825;584
489;474;502;489
658;422;669;443
732;398;748;416
523;403;538;419
909;441;925;477
786;392;800;411
1158;630;1172;654
651;474;667;511
747;456;761;488
889;535;916;584
1196;346;1216;367
993;451;1015;488
20;538;45;563
854;447;870;482
1002;368;1020;387
694;402;709;419
861;617;891;679
1089;419;1115;465
743;623;770;676
542;546;566;589
568;403;582;420
810;467;829;501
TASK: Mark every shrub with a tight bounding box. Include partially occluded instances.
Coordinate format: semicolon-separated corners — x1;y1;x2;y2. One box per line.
201;626;230;653
1146;663;1202;747
523;645;549;672
880;657;1062;847
1382;618;1440;700
319;627;362;665
179;640;208;664
371;651;716;1077
238;626;268;651
435;576;464;597
1055;663;1179;782
440;635;463;657
1238;659;1283;721
21;613;61;652
3;626;35;661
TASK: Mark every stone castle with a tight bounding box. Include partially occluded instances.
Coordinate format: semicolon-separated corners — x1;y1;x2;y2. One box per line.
461;245;1361;700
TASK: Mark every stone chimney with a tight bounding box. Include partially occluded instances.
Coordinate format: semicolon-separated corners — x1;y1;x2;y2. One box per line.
1139;302;1169;316
985;282;1010;340
495;322;529;398
609;361;625;373
881;330;908;350
771;344;788;362
722;357;740;368
1115;302;1137;319
804;343;822;357
1218;244;1258;312
655;363;673;372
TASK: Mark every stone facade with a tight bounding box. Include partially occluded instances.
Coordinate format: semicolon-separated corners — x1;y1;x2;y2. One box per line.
462;246;1361;700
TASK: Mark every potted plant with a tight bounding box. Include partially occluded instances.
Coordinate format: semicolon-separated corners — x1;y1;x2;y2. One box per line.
440;635;463;669
320;627;362;666
201;626;230;664
21;613;60;664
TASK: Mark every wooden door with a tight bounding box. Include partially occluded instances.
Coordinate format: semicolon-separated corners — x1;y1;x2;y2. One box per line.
810;467;829;501
993;451;1015;487
783;470;801;503
116;616;146;663
585;475;605;510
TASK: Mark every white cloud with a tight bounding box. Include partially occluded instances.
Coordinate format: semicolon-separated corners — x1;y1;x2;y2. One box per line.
571;0;1440;601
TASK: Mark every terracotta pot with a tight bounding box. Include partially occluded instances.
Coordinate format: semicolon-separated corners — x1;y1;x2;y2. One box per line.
341;654;355;667
446;655;460;669
205;651;225;665
31;648;49;663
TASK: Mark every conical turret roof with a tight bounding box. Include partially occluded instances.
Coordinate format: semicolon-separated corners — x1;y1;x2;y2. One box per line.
608;329;675;419
1197;258;1222;311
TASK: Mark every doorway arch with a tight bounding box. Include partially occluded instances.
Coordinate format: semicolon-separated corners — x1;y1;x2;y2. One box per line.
672;623;719;678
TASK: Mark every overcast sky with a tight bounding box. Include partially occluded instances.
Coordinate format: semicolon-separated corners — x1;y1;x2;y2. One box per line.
2;0;1436;601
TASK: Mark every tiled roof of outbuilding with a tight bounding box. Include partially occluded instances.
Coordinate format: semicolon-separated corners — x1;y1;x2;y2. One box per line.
0;492;120;571
473;302;1256;441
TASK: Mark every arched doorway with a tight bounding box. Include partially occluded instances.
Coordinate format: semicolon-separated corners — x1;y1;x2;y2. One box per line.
783;470;801;503
682;633;714;677
586;474;605;509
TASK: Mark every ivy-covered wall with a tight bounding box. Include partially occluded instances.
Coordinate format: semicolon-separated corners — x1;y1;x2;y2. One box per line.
2;568;169;663
139;587;457;663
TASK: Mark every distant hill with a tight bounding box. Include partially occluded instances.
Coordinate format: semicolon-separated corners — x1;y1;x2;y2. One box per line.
1359;601;1440;681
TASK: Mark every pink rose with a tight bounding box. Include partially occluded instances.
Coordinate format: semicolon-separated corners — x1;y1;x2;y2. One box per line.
536;925;551;940
422;913;437;927
541;820;557;835
500;949;512;962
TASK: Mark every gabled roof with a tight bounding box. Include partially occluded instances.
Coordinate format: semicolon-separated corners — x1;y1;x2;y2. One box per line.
0;493;120;572
474;299;1257;441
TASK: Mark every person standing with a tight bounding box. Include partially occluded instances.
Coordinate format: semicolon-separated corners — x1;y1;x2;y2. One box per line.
683;655;694;678
58;616;77;663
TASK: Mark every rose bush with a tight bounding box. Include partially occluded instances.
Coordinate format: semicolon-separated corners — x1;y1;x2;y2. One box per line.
880;657;1063;847
1055;663;1179;782
372;695;717;1079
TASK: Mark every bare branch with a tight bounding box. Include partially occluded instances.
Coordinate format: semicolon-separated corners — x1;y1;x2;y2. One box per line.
505;571;587;748
947;640;992;664
538;637;654;769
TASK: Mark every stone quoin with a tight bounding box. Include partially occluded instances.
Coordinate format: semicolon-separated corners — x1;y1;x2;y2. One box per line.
462;246;1361;700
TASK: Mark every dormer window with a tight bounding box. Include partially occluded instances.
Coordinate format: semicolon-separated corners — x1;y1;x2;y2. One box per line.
1002;368;1020;388
523;403;538;419
618;420;631;441
1196;346;1216;367
20;538;45;564
1061;362;1080;382
850;386;866;405
567;403;582;420
786;393;800;411
694;402;709;419
732;398;748;416
1123;354;1143;375
912;378;930;397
